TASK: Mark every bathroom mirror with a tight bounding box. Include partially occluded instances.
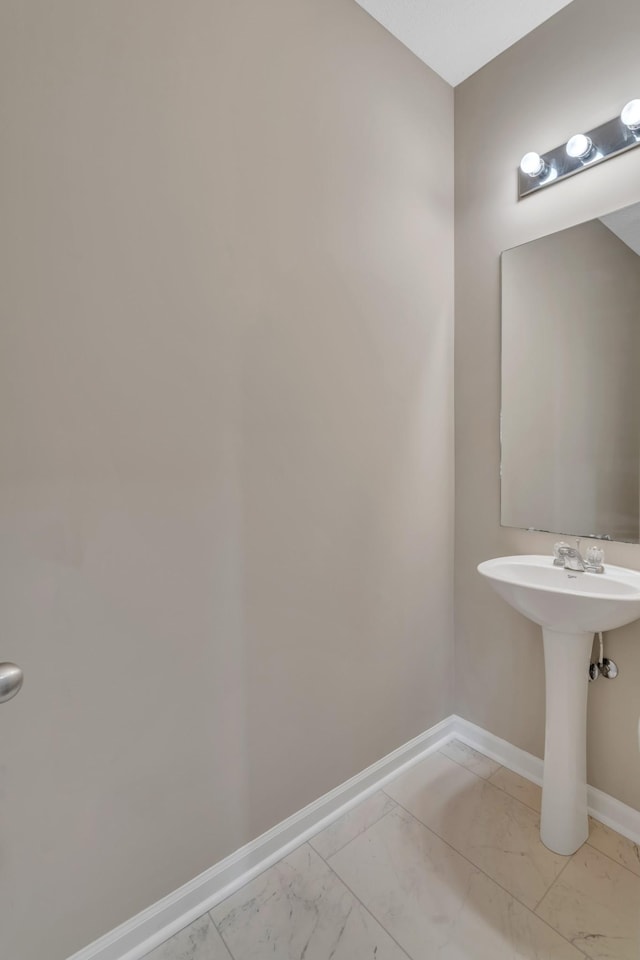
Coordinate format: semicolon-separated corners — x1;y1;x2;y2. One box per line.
501;200;640;543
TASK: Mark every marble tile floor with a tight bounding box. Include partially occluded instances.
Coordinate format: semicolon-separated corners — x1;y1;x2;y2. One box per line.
143;739;640;960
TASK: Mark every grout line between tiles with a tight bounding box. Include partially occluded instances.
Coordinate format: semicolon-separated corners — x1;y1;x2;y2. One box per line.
206;837;309;917
531;852;575;914
440;747;552;816
308;793;397;860
141;912;236;960
209;839;415;960
437;746;640;936
206;912;235;960
486;773;542;814
396;750;540;824
156;745;630;960
379;787;551;913
310;839;416;960
468;751;640;885
470;750;640;885
207;908;234;960
439;743;503;782
436;745;494;780
381;791;584;956
584;836;640;882
207;899;255;960
437;746;548;820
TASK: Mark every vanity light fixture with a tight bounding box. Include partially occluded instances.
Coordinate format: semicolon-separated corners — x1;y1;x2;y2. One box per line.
565;133;593;160
518;97;640;198
621;99;640;131
519;151;546;177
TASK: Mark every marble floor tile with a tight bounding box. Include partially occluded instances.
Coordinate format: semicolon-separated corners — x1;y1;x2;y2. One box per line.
143;915;231;960
384;751;567;908
440;738;502;779
310;789;396;860
536;843;640;960
489;767;543;813
210;843;407;960
587;817;640;879
329;806;583;960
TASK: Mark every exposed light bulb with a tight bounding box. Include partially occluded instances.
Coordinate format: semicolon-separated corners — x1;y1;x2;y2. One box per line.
621;99;640;130
566;134;593;159
520;152;545;177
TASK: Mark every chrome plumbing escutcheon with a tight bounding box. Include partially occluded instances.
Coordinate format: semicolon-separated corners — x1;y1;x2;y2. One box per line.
0;662;23;703
600;657;618;679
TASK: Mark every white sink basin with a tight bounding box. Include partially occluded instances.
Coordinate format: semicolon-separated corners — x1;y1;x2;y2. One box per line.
478;554;640;633
477;553;640;856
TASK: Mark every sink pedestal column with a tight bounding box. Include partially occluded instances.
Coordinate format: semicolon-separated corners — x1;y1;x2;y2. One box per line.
540;628;593;856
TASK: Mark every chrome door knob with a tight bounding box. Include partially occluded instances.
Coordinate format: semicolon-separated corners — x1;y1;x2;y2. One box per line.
0;663;23;703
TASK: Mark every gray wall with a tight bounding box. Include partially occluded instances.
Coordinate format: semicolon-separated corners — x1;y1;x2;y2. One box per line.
0;2;454;958
502;218;640;542
455;0;640;810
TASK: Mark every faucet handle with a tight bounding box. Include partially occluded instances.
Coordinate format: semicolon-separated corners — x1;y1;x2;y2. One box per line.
586;544;605;567
553;541;570;566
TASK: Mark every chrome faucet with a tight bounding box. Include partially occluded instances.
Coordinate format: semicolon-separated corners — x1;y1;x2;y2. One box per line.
562;543;586;572
553;539;605;574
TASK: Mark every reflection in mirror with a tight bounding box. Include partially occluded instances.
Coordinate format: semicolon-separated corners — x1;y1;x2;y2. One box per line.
501;201;640;543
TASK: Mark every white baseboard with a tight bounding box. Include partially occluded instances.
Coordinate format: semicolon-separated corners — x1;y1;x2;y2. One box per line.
67;716;454;960
451;716;545;785
452;715;640;845
68;713;640;960
586;784;640;845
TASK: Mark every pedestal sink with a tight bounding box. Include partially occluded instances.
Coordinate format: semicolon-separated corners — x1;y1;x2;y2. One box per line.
478;555;640;855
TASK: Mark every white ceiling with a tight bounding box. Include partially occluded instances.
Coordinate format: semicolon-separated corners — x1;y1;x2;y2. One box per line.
354;0;576;86
601;202;640;258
